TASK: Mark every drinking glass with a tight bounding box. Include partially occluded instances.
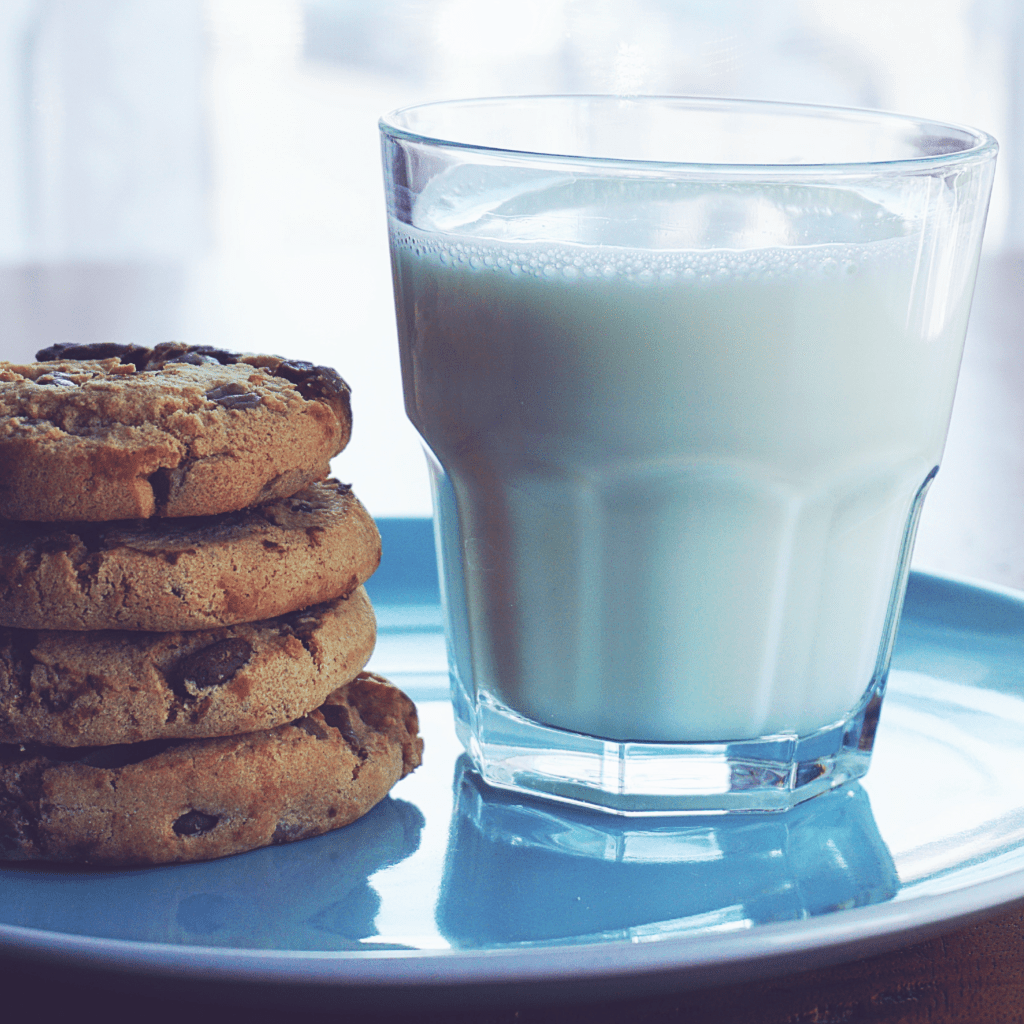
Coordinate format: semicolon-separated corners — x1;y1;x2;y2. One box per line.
380;96;997;813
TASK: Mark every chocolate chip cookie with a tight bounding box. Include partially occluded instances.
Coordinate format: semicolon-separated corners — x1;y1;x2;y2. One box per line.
0;672;423;865
0;588;376;747
0;479;380;631
0;342;352;521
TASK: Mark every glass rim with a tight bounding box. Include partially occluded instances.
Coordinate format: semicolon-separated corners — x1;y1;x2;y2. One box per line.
379;94;999;176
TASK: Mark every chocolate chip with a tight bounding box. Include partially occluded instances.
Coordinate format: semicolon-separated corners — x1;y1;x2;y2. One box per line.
172;638;252;697
149;339;212;368
173;810;220;837
273;359;315;380
206;382;262;409
36;342;153;364
166;351;218;366
217;393;262;409
321;703;366;758
146;342;189;365
273;360;350;403
34;341;244;372
289;500;314;513
151;342;232;367
206;382;246;400
148;467;173;511
36;372;79;388
189;345;239;365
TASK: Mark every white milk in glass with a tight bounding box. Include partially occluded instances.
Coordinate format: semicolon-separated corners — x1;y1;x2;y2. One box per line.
389;175;969;743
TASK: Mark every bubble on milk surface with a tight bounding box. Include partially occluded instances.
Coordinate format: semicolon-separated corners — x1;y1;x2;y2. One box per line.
396;168;921;286
388;220;921;289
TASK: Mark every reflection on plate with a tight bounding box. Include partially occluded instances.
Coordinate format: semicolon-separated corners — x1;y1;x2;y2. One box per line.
438;764;898;947
3;570;1024;1007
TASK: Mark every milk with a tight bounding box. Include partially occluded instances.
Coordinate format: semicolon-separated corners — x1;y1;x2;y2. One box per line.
389;177;971;743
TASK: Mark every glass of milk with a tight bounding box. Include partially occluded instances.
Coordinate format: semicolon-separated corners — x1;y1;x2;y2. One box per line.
380;96;997;813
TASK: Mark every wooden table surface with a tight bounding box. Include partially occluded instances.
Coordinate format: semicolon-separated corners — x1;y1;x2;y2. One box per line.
5;253;1024;1023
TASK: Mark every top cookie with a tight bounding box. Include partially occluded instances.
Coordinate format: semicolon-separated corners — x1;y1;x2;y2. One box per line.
0;342;352;522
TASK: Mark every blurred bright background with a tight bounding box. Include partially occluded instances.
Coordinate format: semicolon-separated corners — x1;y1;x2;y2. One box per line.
0;0;1020;519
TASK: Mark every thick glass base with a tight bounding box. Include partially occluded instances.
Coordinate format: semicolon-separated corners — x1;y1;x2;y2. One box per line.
452;674;885;815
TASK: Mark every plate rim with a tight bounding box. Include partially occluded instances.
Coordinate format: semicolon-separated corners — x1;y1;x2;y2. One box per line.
2;569;1024;996
0;862;1021;989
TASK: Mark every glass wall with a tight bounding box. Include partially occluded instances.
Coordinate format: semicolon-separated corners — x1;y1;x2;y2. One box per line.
0;0;1018;515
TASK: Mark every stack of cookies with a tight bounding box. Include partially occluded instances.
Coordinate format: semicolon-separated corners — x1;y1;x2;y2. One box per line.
0;342;422;866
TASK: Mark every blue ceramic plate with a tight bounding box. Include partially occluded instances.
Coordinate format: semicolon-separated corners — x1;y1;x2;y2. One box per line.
3;522;1024;1009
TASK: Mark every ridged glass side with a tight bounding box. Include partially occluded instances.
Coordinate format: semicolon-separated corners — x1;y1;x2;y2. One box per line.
442;467;935;814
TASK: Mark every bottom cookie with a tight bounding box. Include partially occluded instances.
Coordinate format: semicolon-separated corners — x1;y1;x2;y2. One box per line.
0;672;422;866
